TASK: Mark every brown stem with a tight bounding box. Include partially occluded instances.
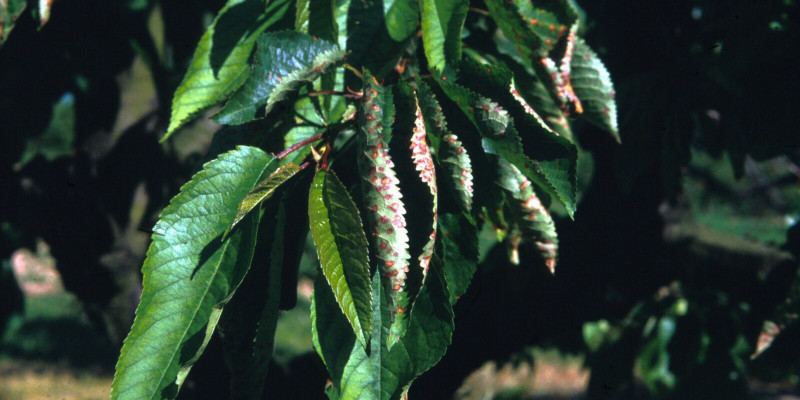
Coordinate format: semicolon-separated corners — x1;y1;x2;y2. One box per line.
343;63;364;79
468;7;490;16
308;90;362;99
276;133;324;159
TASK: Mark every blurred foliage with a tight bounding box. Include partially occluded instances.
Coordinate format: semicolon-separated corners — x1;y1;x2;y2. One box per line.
0;0;798;399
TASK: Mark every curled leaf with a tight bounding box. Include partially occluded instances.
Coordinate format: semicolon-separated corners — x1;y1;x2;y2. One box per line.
497;158;559;273
358;72;411;343
417;81;474;213
410;95;438;276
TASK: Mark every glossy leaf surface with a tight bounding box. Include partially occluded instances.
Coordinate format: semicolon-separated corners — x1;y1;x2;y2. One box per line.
312;260;454;400
111;146;276;400
215;31;345;125
228;163;302;233
420;0;468;76
308;169;373;347
165;0;291;139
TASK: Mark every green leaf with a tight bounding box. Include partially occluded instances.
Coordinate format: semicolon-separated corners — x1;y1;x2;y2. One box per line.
510;0;575;53
452;57;578;218
358;73;411;344
484;0;582;115
570;38;620;142
385;0;420;42
111;146;276;400
164;0;292;140
15;92;75;169
308;169;373;348
417;80;474;213
492;34;575;140
296;0;337;42
228;162;302;234
496;158;559;273
313;259;454;400
439;213;478;304
436;76;577;217
0;0;26;46
345;0;405;81
218;197;287;400
214;30;345;125
420;0;468;76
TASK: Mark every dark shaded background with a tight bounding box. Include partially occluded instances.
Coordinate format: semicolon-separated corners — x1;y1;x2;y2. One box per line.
1;0;799;399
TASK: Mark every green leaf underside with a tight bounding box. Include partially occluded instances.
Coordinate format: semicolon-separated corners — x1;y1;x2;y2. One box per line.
358;73;411;345
420;0;468;76
111;146;275;400
229;163;302;233
570;38;620;142
218;198;287;400
313;260;454;400
308;170;373;348
385;0;420;42
417;81;474;213
436;76;577;217
439;213;478;304
214;30;345;125
496;158;559;273
165;0;291;140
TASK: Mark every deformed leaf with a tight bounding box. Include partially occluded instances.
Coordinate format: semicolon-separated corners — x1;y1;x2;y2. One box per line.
420;0;468;76
214;31;345;125
228;162;302;233
308;169;373;348
410;94;438;276
451;58;579;218
484;0;582;115
571;38;620;142
358;73;411;344
496;158;559;273
417;81;474;213
436;77;577;217
111;146;276;400
164;0;292;139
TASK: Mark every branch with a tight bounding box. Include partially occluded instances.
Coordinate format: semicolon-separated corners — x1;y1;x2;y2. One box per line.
276;133;325;159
